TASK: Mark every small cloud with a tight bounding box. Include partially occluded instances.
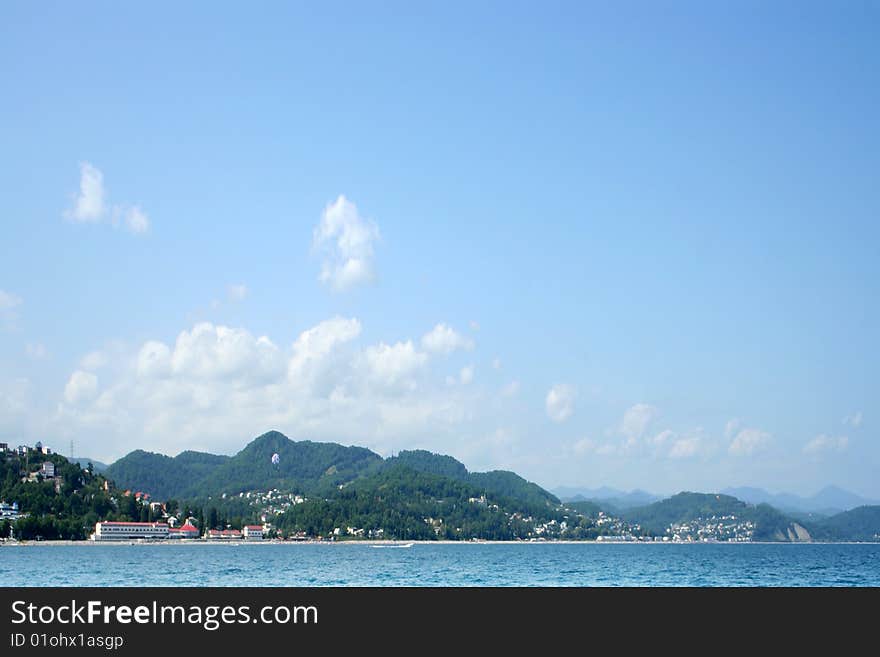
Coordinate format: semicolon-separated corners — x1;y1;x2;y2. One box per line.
491;357;502;370
469;320;480;331
546;384;576;423
728;426;771;456
80;350;108;370
459;365;474;385
620;403;658;446
0;289;23;329
123;205;150;234
500;380;520;397
63;370;99;405
669;436;701;459
65;162;106;222
572;437;595;455
724;418;741;439
228;284;249;302
25;342;48;360
843;411;863;429
313;195;380;291
64;162;150;235
804;434;848;455
0;289;22;312
650;429;675;446
421;323;474;355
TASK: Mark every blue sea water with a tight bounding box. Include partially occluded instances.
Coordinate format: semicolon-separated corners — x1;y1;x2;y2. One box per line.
1;543;878;587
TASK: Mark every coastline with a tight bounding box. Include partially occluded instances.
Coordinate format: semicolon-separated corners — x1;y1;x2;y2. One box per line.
1;539;874;547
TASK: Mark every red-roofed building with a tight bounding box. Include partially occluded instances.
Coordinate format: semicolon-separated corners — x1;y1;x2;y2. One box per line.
168;523;200;539
243;525;264;540
206;529;243;540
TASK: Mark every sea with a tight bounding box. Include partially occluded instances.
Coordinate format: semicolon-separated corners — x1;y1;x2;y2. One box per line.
2;542;879;587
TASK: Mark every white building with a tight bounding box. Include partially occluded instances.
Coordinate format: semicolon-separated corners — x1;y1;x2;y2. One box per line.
93;521;169;541
243;525;264;540
40;462;55;478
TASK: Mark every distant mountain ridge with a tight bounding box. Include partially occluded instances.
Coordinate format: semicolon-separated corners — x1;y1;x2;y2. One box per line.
721;485;878;514
553;486;661;511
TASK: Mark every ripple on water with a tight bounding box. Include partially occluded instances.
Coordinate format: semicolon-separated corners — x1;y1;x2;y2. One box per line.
2;543;879;586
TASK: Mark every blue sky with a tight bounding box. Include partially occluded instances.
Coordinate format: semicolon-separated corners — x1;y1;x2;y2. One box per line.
1;2;877;496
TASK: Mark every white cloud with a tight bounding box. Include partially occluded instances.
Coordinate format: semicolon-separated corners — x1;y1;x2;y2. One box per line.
0;289;22;328
289;317;362;378
492;357;502;370
313;195;380;291
136;341;172;378
168;323;283;382
363;340;427;388
0;290;22;311
843;411;863;429
804;434;848;455
25;342;48;360
728;426;771;456
469;320;480;331
724;418;740;439
80;350;108;371
459;365;474;385
500;380;520;397
227;284;249;302
572;437;595;455
620;403;657;445
650;429;675;446
64;370;99;405
546;384;576;423
65;162;106;222
669;436;701;459
48;317;495;459
123;205;150;234
421;323;474;355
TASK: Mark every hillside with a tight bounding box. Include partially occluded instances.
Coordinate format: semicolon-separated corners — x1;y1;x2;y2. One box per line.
809;506;880;541
388;450;559;511
276;463;564;540
105;431;382;500
1;449;140;540
104;449;230;499
623;492;812;541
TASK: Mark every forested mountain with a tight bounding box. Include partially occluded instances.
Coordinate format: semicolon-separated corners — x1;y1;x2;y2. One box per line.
105;434;559;512
276;463;563;540
808;506;880;541
105;431;382;499
388;450;559;509
0;449;156;540
104;449;229;499
7;431;880;542
622;492;812;541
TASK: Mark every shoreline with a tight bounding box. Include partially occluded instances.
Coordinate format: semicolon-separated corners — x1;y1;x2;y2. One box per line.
1;539;876;547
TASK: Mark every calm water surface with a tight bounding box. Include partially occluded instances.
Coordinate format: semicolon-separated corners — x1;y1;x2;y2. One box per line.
1;543;878;587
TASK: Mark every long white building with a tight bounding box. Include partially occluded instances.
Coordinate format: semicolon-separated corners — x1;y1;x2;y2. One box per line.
93;521;169;541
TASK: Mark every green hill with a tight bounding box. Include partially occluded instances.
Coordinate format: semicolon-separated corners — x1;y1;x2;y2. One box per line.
389;450;469;480
623;492;811;541
104;435;559;519
275;463;563;540
809;506;880;541
105;431;383;500
104;449;230;499
387;450;559;511
201;431;383;496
